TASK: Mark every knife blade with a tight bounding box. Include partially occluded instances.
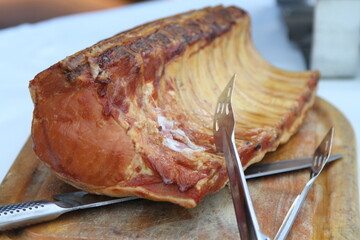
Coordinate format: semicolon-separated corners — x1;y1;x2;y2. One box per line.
245;154;342;179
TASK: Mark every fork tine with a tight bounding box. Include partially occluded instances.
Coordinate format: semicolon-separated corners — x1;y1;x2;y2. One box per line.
217;74;236;105
274;127;335;239
213;74;237;153
311;127;334;178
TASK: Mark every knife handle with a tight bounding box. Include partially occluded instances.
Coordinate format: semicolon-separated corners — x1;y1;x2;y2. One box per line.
0;200;68;231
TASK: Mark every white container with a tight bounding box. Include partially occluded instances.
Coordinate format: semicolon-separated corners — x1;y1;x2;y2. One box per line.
311;0;360;77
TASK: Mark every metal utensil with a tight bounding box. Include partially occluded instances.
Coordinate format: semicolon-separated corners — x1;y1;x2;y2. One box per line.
274;127;334;240
0;191;138;231
0;154;342;232
213;74;270;240
245;154;342;179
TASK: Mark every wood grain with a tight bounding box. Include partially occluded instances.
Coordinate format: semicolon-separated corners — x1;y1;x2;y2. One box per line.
0;98;359;239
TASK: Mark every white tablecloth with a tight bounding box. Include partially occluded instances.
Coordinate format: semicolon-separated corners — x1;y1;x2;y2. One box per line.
0;0;359;203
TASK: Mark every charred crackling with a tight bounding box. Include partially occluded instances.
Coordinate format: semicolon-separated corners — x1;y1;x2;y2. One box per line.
97;46;128;69
184;20;204;43
92;6;243;108
97;54;111;69
61;6;245;87
94;78;110;85
65;63;89;83
129;38;154;55
163;23;190;42
254;143;261;151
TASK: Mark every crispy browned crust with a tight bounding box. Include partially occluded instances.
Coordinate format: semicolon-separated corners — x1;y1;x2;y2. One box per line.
29;6;319;208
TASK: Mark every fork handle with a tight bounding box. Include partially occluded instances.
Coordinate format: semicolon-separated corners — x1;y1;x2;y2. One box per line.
223;132;269;240
0;200;68;231
274;177;316;240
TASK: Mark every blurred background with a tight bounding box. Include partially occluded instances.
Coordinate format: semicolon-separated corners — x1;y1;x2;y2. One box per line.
0;0;144;29
0;0;359;77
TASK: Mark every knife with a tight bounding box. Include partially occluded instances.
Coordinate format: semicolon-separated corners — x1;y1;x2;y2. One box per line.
0;192;139;231
0;154;342;231
245;154;342;179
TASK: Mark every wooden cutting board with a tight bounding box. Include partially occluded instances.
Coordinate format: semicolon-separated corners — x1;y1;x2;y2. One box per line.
1;98;359;239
